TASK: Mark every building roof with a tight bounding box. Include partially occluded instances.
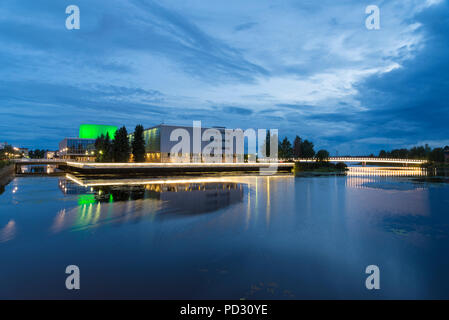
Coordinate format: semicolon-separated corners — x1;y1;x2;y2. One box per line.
144;123;227;131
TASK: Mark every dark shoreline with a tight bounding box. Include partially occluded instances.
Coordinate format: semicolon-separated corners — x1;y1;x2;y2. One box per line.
295;171;347;177
0;164;14;193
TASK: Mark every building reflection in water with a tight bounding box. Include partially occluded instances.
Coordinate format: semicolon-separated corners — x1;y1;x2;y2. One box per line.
52;168;432;233
53;175;245;232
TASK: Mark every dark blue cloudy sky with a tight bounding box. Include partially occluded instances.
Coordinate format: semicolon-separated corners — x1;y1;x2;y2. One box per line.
1;0;448;154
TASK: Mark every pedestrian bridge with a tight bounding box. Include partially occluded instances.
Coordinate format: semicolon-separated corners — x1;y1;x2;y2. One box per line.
12;159;67;165
11;157;427;172
13;157;427;167
296;157;427;165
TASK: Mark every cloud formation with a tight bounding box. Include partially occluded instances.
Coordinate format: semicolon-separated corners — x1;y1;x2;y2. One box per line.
0;0;447;153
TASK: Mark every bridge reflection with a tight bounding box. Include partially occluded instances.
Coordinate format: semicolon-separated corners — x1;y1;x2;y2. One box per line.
346;167;427;190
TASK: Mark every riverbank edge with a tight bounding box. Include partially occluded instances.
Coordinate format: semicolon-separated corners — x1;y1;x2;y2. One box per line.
0;164;15;189
295;171;347;177
421;162;449;169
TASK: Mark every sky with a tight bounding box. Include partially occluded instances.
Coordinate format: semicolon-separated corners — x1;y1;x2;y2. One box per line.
0;0;448;154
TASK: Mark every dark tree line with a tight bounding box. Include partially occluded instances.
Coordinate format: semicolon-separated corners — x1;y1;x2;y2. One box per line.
378;144;449;163
272;134;328;161
1;146;45;160
29;149;46;159
278;135;319;159
131;125;146;162
94;125;146;163
94;133;113;162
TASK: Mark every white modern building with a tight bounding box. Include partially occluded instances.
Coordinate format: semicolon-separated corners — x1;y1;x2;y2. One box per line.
129;124;245;163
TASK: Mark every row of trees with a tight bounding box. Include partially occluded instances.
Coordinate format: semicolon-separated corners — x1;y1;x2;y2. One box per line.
29;149;46;159
0;145;38;160
0;145;16;160
275;135;329;161
378;145;449;162
97;128;330;163
94;125;146;163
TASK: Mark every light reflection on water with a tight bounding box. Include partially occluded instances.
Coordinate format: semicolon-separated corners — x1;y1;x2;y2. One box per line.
347;166;427;177
53;179;245;232
0;220;16;243
346;166;427;190
1;167;449;299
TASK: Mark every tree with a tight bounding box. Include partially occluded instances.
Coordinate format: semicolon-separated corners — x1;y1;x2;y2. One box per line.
315;149;330;162
378;150;387;158
94;134;112;162
409;146;426;159
301;140;315;158
132;125;146;162
29;149;45;159
112;126;130;162
279;137;293;160
428;148;444;163
293;136;302;158
103;133;113;162
94;134;106;162
1;145;14;160
390;148;409;159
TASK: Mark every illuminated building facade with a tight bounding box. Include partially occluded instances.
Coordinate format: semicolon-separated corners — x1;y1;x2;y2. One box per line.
59;138;96;161
59;124;118;161
79;124;117;140
59;124;244;162
129;124;243;163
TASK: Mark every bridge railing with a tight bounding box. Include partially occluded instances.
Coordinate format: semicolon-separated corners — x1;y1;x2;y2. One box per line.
294;157;427;163
12;159;66;163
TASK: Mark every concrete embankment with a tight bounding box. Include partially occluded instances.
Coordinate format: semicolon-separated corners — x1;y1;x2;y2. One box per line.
62;162;295;176
0;165;15;192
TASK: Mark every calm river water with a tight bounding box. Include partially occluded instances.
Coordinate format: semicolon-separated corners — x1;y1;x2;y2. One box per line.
1;167;448;299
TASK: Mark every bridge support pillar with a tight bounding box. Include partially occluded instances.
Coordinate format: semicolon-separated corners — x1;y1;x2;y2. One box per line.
362;161;366;167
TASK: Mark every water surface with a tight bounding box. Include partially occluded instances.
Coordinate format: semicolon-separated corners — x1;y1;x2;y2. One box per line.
1;167;448;299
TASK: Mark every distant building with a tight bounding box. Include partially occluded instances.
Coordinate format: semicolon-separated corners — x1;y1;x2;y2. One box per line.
16;147;29;157
45;151;58;159
0;143;28;157
128;123;243;163
78;124;117;140
59;124;117;161
59;138;96;161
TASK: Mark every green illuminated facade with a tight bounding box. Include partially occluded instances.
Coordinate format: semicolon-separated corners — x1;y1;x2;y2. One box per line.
79;124;118;140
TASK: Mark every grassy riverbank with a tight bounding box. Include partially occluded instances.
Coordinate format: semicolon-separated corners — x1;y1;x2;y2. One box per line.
294;161;348;176
0;160;11;169
0;161;14;195
421;162;449;169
